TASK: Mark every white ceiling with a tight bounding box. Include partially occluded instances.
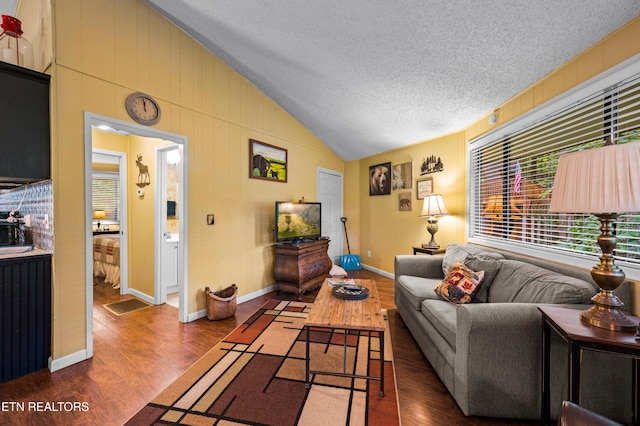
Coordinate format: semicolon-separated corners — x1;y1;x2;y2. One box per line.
14;1;640;161
0;1;16;17
144;1;640;160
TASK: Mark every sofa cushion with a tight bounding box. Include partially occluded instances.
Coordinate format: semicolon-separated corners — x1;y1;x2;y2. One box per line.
489;259;596;304
396;275;441;310
435;261;484;304
421;299;458;350
442;244;504;302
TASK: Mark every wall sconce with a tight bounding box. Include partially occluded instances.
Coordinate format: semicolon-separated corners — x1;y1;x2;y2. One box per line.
549;142;640;332
419;194;450;249
93;210;106;231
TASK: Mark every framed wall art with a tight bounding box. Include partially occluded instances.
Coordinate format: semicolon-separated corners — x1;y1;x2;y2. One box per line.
249;139;287;183
399;192;412;211
392;162;413;190
420;154;444;175
416;177;433;199
369;162;391;196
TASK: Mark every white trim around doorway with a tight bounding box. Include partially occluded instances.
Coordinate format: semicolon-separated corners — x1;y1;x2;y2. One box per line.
83;112;189;361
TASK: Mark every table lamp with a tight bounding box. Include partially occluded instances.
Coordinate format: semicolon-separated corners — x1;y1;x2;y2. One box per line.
93;210;106;231
549;142;640;332
419;194;449;249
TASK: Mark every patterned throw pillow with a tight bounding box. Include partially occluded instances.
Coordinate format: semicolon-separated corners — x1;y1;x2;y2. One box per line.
434;261;485;304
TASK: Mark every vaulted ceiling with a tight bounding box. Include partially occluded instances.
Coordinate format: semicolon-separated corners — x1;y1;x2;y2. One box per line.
7;1;639;161
144;1;640;160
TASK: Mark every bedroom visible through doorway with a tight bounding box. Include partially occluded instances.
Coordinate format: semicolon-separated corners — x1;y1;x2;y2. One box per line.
84;112;189;359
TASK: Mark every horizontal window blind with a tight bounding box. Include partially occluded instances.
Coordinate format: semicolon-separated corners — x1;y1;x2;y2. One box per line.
92;172;120;222
470;74;640;267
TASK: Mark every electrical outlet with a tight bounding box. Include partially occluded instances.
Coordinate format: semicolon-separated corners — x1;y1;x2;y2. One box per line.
367;250;372;258
207;214;215;225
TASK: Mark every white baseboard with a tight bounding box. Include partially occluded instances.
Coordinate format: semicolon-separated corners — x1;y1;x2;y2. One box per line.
361;263;393;279
48;349;88;372
186;285;277;323
237;284;276;304
127;288;154;304
187;309;207;322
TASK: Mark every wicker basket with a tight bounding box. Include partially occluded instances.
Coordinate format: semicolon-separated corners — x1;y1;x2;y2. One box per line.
204;284;237;320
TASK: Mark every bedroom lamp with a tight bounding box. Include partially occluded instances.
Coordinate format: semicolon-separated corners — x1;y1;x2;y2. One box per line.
419;194;449;249
93;210;106;231
549;142;640;332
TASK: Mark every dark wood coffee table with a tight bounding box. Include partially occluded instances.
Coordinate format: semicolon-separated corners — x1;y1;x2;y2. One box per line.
304;278;386;396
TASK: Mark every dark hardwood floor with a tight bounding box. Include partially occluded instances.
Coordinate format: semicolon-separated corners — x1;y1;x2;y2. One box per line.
0;270;539;425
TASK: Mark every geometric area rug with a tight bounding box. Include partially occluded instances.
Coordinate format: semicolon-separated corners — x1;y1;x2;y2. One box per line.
126;299;401;425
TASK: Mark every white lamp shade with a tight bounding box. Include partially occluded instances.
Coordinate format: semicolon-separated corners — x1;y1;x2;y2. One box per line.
549;142;640;214
420;194;449;217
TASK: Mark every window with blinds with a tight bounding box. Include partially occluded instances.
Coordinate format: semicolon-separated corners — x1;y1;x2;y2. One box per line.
469;70;640;271
92;172;120;222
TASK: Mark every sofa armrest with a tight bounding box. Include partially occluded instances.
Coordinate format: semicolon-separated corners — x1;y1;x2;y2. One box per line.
454;303;545;418
394;255;444;279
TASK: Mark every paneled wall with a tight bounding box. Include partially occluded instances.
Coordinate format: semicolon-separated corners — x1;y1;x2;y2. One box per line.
45;0;343;361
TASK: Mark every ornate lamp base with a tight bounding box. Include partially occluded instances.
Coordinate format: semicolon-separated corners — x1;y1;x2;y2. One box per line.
424;216;440;249
582;213;638;332
580;290;637;332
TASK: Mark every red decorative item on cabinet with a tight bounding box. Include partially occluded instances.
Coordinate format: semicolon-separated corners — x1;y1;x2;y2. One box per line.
0;15;34;69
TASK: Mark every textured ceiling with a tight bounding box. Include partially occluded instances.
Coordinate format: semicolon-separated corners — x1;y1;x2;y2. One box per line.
0;0;16;16
145;1;640;161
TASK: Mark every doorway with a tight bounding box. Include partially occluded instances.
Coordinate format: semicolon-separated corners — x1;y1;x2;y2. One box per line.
155;144;181;306
84;112;189;358
91;148;128;294
317;167;343;263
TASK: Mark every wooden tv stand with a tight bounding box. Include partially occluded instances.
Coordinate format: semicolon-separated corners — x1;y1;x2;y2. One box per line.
274;239;331;300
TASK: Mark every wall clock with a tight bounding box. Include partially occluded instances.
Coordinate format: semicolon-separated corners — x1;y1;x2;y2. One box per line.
125;92;161;125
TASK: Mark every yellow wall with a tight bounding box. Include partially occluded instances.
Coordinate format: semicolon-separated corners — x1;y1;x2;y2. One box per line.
46;0;343;360
345;16;640;275
345;132;467;273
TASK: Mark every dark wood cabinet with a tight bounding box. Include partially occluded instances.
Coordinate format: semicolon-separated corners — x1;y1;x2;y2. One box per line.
274;240;331;300
0;61;51;186
0;254;52;383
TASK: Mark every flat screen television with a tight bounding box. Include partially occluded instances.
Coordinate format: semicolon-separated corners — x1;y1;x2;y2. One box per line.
275;201;322;243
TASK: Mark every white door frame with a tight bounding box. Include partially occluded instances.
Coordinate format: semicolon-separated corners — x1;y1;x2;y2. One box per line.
91;148;129;295
154;143;182;305
84;112;189;359
317;167;343;262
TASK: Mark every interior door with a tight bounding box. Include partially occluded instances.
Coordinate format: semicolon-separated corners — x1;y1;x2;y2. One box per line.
158;145;180;304
317;168;343;263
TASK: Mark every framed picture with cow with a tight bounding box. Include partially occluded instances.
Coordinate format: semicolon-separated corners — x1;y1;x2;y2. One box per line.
249;139;288;183
369;162;391;196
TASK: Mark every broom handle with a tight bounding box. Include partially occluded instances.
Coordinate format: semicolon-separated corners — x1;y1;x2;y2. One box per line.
340;217;351;254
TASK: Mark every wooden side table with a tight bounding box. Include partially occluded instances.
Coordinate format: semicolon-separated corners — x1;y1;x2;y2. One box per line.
539;305;640;425
412;246;445;255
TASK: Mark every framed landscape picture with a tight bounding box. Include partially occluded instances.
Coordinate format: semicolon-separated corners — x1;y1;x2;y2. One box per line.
249;139;287;183
416;177;433;199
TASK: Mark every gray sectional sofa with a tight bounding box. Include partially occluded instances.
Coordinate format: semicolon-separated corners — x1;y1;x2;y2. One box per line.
394;243;633;422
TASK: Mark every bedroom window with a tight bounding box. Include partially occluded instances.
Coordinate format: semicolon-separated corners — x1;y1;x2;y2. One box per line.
92;172;120;222
469;64;640;276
